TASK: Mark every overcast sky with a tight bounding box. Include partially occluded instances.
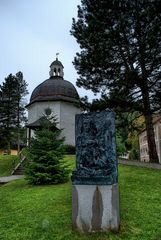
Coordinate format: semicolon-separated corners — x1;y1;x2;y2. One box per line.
0;0;96;103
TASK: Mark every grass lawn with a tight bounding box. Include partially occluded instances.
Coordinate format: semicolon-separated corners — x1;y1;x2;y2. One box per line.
0;155;161;240
0;155;19;177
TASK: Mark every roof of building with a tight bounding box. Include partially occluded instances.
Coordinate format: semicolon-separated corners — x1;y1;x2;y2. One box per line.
26;76;80;107
26;58;80;107
26;117;58;130
50;59;64;67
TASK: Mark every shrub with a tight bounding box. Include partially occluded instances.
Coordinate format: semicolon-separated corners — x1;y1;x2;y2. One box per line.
64;145;76;154
129;148;140;161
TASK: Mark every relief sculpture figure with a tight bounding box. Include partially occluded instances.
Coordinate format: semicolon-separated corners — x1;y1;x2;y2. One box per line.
72;109;118;185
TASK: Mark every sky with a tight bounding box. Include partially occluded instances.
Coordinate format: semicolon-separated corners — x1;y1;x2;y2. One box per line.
0;0;96;103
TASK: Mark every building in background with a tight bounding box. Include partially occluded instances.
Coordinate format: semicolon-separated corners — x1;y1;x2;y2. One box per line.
26;57;81;146
139;116;161;163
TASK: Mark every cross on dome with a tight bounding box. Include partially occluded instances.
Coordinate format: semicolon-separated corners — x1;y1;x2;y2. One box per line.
56;52;59;60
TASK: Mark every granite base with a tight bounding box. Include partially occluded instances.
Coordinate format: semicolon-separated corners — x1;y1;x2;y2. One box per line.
72;183;120;233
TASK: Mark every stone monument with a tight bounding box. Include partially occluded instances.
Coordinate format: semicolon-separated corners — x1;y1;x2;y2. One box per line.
71;109;120;233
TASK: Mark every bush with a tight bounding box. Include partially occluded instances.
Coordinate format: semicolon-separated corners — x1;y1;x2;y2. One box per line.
129;148;140;161
64;145;75;154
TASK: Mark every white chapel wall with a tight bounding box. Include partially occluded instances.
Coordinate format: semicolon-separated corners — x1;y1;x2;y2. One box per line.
27;101;61;128
60;101;81;146
27;100;81;146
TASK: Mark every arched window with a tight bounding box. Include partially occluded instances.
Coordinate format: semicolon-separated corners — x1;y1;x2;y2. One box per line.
58;68;61;76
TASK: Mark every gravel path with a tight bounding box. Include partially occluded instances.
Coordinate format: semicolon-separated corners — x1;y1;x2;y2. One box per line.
118;159;161;170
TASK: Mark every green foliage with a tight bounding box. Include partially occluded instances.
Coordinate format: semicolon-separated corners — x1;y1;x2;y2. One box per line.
0;72;28;152
0;159;161;239
71;0;161;109
116;132;126;155
71;0;161;162
0;155;19;177
128;130;140;161
0;74;18;151
115;112;143;157
64;145;76;155
129;148;140;161
14;72;28;153
25;116;69;185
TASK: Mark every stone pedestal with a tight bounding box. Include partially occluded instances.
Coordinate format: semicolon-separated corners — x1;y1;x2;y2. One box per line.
72;184;120;233
72;110;120;233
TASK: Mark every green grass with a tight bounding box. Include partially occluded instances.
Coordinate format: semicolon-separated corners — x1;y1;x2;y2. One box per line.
0;155;19;177
0;155;161;239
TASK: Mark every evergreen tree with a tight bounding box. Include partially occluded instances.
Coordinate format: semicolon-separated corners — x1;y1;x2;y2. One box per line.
0;72;28;153
15;72;28;153
0;74;18;152
25;115;69;185
71;0;161;163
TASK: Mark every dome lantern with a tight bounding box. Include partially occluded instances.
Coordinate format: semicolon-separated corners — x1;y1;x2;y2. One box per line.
26;56;80;107
49;54;64;78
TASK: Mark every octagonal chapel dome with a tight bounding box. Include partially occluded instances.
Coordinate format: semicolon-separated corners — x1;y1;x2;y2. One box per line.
28;58;80;106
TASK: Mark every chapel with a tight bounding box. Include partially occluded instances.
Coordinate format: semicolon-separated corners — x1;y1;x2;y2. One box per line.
26;57;81;146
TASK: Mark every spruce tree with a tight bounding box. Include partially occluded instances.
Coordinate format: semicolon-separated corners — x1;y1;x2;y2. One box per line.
0;74;18;152
0;72;28;152
25;115;69;185
15;72;28;153
71;0;161;163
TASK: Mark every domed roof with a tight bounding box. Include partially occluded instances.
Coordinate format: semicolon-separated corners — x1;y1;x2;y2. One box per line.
28;76;80;106
26;58;80;107
50;59;63;67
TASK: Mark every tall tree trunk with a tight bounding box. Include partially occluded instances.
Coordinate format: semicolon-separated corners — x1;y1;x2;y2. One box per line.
17;103;20;155
6;103;11;155
17;128;20;154
17;89;21;155
142;88;159;163
135;2;159;163
144;113;158;163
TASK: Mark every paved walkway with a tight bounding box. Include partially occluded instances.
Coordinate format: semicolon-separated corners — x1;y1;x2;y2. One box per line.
0;175;24;184
118;159;161;170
